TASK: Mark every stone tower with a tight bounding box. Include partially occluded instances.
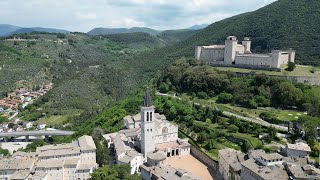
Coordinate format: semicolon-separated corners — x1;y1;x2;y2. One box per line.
141;89;156;157
224;36;238;64
242;37;251;53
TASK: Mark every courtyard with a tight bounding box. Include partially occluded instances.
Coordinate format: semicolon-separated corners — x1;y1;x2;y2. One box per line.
165;154;214;180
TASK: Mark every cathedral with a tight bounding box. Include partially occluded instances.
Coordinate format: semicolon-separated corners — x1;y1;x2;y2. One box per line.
103;89;191;175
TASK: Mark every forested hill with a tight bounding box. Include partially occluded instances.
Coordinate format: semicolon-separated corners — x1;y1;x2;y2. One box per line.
163;0;320;65
88;27;159;36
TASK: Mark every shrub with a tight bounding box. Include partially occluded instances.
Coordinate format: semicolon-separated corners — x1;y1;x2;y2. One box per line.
286;62;296;71
217;93;233;103
159;82;169;93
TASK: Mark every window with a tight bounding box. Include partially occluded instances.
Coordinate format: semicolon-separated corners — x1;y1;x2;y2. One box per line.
162;127;168;134
150;112;153;121
146;112;149;121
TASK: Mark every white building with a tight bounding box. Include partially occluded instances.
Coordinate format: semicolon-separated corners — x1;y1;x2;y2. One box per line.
284;139;311;158
104;89;191;175
195;36;295;69
256;153;284;166
37;123;46;130
23;122;33;129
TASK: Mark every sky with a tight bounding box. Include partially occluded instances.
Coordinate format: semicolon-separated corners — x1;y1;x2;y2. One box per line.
0;0;277;32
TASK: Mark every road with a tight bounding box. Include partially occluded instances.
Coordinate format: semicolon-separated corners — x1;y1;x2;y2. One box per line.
8;111;19;120
222;111;288;131
0;130;74;138
155;92;288;131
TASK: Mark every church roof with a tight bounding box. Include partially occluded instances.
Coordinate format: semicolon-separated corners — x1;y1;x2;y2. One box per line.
144;89;152;107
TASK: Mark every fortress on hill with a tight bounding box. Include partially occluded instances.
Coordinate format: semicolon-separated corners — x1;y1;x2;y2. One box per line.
195;36;295;69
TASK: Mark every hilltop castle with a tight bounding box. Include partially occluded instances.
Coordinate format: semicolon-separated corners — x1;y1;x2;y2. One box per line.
195;36;295;69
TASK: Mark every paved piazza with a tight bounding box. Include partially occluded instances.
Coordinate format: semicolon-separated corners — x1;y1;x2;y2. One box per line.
165;154;214;180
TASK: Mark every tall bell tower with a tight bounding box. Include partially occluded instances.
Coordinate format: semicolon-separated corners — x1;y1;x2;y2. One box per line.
141;89;156;157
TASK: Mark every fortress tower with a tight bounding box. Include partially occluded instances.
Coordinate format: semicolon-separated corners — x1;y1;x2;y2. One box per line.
140;89;156;157
224;36;238;64
242;37;252;53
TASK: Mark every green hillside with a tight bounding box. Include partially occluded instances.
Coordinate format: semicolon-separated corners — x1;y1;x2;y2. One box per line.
157;29;199;44
0;32;169;120
165;0;320;65
88;27;159;36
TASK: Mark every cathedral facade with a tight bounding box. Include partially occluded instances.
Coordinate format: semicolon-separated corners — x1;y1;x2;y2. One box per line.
103;90;191;175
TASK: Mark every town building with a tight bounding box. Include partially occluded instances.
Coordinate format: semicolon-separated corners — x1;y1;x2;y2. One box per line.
195;36;295;69
23;122;33;129
240;158;288;180
285;164;320;179
218;148;245;180
37;123;46;130
284;139;311;158
0;135;97;180
103;89;191;175
0;155;36;180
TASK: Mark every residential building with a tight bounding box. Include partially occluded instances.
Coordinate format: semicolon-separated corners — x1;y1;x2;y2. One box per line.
23;122;33;129
218;148;245;180
0;155;36;180
240;158;288;180
284;139;311;158
37;123;46;130
0;135;97;180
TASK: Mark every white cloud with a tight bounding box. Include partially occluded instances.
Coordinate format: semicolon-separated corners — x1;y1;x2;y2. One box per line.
76;12;97;20
111;18;145;27
0;0;278;32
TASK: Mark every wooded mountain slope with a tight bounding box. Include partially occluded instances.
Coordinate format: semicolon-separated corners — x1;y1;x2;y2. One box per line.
165;0;320;65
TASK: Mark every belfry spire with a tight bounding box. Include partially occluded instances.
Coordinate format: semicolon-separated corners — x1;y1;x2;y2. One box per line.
144;89;152;107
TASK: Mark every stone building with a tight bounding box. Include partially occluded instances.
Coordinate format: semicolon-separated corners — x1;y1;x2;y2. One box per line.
0;135;97;180
218;148;245;180
34;135;97;180
284;139;311;158
195;36;295;69
104;89;191;175
240;150;288;180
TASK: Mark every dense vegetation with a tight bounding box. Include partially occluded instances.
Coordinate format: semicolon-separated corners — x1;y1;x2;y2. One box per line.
156;59;320;117
88;27;159;36
89;165;141;180
0;32;171;125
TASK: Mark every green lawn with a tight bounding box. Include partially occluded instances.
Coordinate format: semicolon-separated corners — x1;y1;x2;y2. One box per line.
220;103;307;121
178;93;309;122
35;115;69;126
231;133;263;148
214;65;319;77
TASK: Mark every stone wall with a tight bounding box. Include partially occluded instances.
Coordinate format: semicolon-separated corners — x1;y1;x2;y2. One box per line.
209;63;281;71
234;72;320;85
285;75;320;86
190;146;222;179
